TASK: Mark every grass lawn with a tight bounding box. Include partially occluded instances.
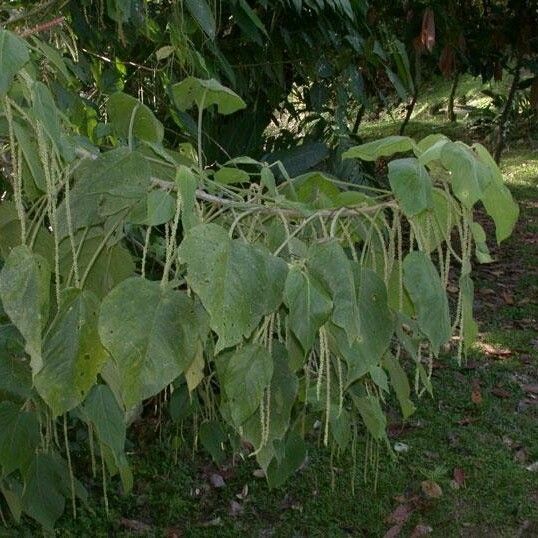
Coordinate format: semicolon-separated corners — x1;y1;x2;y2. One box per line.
27;84;538;538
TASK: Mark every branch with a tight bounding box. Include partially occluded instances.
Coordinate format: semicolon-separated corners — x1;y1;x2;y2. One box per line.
2;0;60;27
150;178;396;218
74;148;395;219
20;16;64;36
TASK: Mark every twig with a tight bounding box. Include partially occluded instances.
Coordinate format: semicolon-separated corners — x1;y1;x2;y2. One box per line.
20;16;64;36
74;148;396;219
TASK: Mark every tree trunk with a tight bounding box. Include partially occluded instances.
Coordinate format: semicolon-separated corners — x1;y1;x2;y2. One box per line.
447;71;460;122
399;93;417;135
351;105;366;134
494;53;522;163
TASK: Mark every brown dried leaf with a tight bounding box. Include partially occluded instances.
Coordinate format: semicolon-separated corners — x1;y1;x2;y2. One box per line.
411;524;433;537
521;384;538;395
491;387;511;399
384;524;404;538
471;379;482;405
438;45;455;78
421;8;436;52
228;500;244;517
453;467;466;487
119;518;152;534
421;480;443;499
209;473;226;488
386;503;413;525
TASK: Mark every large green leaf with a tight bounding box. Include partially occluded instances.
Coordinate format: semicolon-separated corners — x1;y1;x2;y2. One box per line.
214;166;250;185
0;402;40;475
329;269;394;385
416;134;449;165
473;143;519;243
307;240;359;344
266;431;306;489
459;273;478;353
388;158;433;217
98;278;201;408
79;384;132;492
57;148;151;238
59;232;135;299
0;246;50;374
199;420;227;465
221;343;273;427
13;121;46;191
176;165;200;231
172;77;246;115
342;136;415;161
34;289;107;416
127;190;176;226
31;81;73;160
411;188;457;252
284;266;332;354
440;141;491;208
354;395;386;440
403;252;450;354
184;0;216;39
179;223;288;352
107;92;164;144
242;343;299;469
22;453;85;530
383;354;415;418
0;30;29;95
0;343;32;403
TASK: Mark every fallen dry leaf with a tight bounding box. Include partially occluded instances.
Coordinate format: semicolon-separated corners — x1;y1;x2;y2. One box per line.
228;500;243;517
479;343;512;357
501;291;515;305
410;524;433;537
514;448;528;464
471;379;482;405
453;467;466;487
521;384;538;395
384;524;404;538
209;473;226;488
119;518;152;534
421;480;443;499
478;287;496;295
386;503;413;525
491;387;511;399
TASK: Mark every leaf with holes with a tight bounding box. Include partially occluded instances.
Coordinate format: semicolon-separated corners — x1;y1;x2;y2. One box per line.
343;136;415;161
179;223;287;352
403;251;450;354
388;158;433;217
172;77;246;115
284;266;332;354
34;289;107;416
221;343;273;427
78;384;132;492
98;278;202;408
107;92;164;144
0;402;40;474
0;30;29;95
0;246;50;374
307;240;359;344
